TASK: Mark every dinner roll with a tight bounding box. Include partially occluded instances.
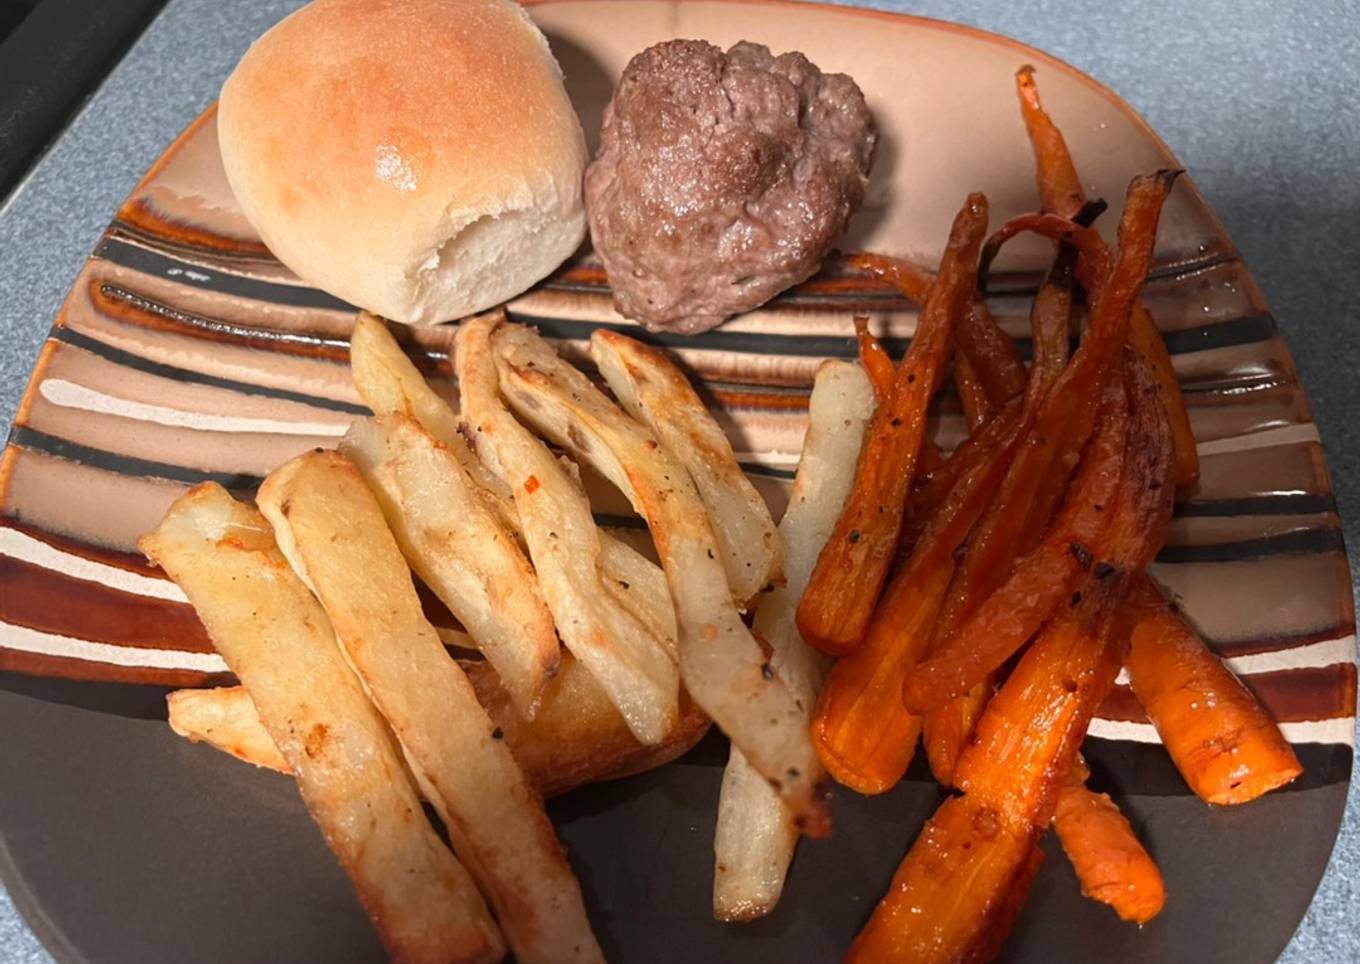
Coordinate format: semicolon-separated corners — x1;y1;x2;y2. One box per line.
218;0;587;325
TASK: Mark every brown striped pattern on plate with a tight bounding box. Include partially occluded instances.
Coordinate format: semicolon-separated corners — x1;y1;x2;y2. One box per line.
0;1;1352;766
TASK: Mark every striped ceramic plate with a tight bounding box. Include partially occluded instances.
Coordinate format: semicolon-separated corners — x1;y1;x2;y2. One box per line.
0;2;1352;962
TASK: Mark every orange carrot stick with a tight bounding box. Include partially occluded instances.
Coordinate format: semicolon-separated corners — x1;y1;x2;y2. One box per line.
798;196;987;657
952;356;1175;824
845;795;1040;964
1053;769;1167;924
902;381;1129;714
1015;65;1085;217
812;408;1029;793
922;679;994;786
956;353;994;429
957;300;1027;408
1123;575;1302;804
854;252;1025;410
1015;66;1199;488
853;311;1177;964
903;173;1180;710
854;315;896;402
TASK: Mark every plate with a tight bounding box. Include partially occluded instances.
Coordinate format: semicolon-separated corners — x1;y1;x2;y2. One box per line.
0;1;1354;961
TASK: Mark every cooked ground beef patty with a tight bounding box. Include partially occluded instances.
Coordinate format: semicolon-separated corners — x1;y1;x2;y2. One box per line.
585;40;877;333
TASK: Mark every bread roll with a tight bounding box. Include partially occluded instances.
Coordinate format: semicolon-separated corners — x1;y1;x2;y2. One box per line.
218;0;587;325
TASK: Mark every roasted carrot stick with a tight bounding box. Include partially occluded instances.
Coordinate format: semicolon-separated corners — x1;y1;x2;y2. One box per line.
922;244;1082;785
812;408;1029;793
955;354;994;429
854;315;896;401
902;382;1129;714
965;843;1045;964
1015;65;1085;217
952;356;1175;824
1025;240;1076;414
854;252;1025;410
908;399;1022;527
1015;66;1199;488
903;173;1180;710
853;364;1174;961
922;679;994;786
849;250;934;304
845;795;1040;964
1053;768;1167;924
1123;574;1302;804
798;196;987;657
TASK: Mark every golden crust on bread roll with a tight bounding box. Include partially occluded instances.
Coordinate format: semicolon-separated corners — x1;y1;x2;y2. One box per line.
218;0;587;325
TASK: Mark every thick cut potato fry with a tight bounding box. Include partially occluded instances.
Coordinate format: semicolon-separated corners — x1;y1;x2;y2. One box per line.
258;452;602;964
714;361;875;921
491;321;831;836
798;197;988;658
592;330;783;608
352;310;673;638
340;414;559;717
350;312;518;526
455;314;680;744
140;484;503;964
169;653;710;798
1123;574;1301;804
167;686;287;772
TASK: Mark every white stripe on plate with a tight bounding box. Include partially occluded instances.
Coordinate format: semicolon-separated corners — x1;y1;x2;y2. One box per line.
39;379;349;437
1089;716;1355;746
1;621;227;673
1196;423;1320;456
0;527;188;602
1113;634;1357;685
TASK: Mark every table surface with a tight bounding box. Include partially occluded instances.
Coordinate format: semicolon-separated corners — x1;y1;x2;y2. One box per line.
1;0;1356;960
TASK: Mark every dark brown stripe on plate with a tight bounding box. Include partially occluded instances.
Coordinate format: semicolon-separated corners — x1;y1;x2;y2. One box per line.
0;650;228;689
1098;663;1358;724
51;327;369;415
0;556;211;653
8;428;1347;566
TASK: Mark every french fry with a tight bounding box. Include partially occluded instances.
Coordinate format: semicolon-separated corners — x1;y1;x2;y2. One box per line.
491;321;831;836
455;314;681;744
1123;574;1302;804
167;686;287;772
169;651;710;799
352;310;676;644
1053;767;1166;924
854;315;896;401
714;361;875;921
341;414;560;717
350;312;518;527
591;329;783;608
257;452;603;964
798;195;988;658
140;484;504;964
845;795;1040;964
812;400;1029;794
1015;68;1199;487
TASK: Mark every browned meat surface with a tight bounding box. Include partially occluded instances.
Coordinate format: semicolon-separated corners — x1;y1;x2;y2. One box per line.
585;40;877;333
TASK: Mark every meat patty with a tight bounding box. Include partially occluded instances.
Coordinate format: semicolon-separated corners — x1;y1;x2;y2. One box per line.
585;40;877;333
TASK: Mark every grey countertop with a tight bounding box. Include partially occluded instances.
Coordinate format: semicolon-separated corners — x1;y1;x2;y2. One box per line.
1;0;1356;960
